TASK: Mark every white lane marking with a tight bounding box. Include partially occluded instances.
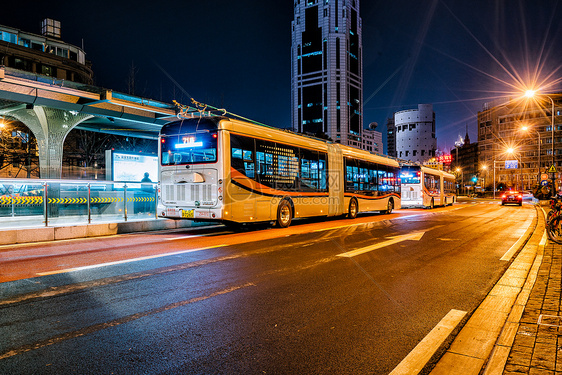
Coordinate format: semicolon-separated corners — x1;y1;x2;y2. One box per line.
313;222;367;232
36;244;226;276
500;217;534;261
389;309;467;375
165;234;210;240
337;231;425;258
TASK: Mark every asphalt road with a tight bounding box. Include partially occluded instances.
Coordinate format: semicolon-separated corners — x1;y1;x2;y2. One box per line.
0;199;536;374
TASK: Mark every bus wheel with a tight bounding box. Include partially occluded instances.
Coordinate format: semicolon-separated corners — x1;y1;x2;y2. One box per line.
276;199;293;228
385;199;394;214
429;198;435;209
348;198;358;219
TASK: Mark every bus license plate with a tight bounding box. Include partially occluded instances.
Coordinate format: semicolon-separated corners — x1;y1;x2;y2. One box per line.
182;209;194;218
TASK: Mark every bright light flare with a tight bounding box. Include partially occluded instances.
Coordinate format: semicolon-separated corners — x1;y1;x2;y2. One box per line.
524;89;536;98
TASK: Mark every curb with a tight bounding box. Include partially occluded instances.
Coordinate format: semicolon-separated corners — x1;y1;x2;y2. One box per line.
0;219;212;246
428;205;545;374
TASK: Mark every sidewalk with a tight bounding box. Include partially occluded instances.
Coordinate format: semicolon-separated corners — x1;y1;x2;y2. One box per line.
0;217;209;246
503;233;562;374
429;205;562;374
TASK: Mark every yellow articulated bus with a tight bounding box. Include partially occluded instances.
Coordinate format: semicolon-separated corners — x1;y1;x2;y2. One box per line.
400;165;456;208
158;116;401;228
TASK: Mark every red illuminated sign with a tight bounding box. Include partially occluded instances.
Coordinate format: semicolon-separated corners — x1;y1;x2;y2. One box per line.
438;155;452;164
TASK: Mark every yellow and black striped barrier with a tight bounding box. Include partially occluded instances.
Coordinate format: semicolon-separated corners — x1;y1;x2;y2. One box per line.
0;196;155;206
0;196;44;205
90;197;124;203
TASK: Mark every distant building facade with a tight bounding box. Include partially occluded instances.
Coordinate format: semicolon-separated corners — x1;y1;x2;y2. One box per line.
361;127;383;153
478;95;562;191
386;117;396;157
394;104;436;163
291;0;364;149
0;19;93;84
452;131;479;192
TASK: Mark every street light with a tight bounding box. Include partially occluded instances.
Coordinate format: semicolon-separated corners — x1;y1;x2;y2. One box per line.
481;165;488;193
456;167;463;196
493;160;503;200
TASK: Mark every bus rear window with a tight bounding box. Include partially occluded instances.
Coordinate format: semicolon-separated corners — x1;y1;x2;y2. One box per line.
160;132;217;165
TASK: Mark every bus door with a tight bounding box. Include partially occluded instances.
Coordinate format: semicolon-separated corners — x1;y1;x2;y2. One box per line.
229;134;257;222
327;144;344;216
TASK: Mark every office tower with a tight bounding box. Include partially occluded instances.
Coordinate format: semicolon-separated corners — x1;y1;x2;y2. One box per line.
291;0;363;148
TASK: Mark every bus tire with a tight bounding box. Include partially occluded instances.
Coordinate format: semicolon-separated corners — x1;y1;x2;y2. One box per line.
385;198;394;214
348;198;358;219
276;199;293;228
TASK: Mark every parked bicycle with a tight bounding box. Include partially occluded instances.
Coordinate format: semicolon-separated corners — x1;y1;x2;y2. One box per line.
547;195;562;244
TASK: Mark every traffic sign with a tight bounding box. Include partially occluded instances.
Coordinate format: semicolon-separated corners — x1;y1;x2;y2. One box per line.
541;173;549;180
505;160;518;169
548;165;557;173
541;180;549;186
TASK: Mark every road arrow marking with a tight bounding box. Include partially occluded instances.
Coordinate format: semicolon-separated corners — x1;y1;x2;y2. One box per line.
337;231;426;258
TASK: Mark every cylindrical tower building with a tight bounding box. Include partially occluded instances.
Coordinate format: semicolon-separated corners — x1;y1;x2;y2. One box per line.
395;104;436;163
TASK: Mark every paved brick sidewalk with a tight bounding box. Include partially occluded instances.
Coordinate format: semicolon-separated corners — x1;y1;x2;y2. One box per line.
504;239;562;374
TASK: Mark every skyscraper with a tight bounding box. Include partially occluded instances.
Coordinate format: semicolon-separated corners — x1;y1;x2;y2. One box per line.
291;0;363;148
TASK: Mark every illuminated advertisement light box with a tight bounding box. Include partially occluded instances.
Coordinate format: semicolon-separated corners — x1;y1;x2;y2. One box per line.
105;150;158;188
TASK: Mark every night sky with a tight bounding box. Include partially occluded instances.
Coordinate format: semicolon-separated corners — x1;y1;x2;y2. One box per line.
2;1;562;153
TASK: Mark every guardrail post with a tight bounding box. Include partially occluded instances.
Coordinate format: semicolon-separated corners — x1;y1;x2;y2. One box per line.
154;184;158;219
43;182;48;227
124;183;128;222
87;183;91;224
10;184;15;218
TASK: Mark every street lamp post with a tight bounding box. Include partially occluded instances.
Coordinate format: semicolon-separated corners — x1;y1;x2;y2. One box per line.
481;165;488;193
493;160;503;200
507;148;523;191
456;167;463;196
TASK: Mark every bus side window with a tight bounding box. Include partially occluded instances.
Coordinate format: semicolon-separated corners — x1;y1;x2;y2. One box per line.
318;158;327;191
344;158;355;192
301;151;320;191
231;134;255;178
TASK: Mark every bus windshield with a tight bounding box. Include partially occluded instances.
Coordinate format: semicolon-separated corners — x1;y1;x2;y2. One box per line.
161;132;217;165
159;118;220;165
400;167;421;184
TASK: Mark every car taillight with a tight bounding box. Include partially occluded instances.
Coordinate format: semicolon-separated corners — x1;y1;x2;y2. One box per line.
518;194;522;198
501;194;506;198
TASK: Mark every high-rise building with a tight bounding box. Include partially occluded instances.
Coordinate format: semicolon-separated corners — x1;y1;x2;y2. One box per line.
386;117;396;157
291;0;363;148
394;104;436;163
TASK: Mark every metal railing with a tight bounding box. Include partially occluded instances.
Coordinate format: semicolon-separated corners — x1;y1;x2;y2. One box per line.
0;178;158;228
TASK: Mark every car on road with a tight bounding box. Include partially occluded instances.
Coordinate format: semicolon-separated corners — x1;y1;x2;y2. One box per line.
501;190;523;206
522;191;534;200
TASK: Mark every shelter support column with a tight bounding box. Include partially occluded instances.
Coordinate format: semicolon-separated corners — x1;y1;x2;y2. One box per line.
3;105;93;178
